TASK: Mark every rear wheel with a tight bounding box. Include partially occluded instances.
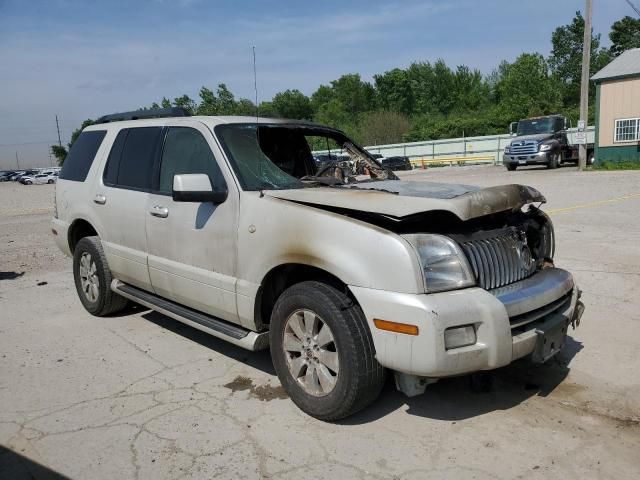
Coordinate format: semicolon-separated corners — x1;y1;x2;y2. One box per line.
587;152;595;166
506;164;517;171
73;236;128;316
270;281;385;421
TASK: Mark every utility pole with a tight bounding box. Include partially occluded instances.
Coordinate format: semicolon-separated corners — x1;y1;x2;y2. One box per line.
55;114;62;147
16;151;20;170
578;0;592;170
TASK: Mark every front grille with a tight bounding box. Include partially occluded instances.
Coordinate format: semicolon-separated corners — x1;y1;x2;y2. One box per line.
454;227;537;290
509;140;538;155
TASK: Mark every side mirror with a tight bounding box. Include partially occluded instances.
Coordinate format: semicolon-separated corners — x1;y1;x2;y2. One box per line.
509;122;518;135
172;174;228;204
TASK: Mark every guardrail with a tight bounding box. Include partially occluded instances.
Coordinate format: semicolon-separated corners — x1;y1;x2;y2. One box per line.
363;127;596;167
409;155;495;168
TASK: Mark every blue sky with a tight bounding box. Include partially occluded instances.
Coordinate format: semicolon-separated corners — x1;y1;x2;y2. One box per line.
0;0;633;168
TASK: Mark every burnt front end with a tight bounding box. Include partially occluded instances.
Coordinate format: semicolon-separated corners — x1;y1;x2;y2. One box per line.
350;205;584;391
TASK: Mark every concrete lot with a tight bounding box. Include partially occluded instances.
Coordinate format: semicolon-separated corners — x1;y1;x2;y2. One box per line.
1;165;639;479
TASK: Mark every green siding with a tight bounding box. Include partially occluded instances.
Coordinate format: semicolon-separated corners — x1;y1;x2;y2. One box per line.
595;83;600;161
596;145;640;163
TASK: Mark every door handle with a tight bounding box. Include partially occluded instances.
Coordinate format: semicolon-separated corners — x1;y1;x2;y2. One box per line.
149;205;169;218
94;194;106;205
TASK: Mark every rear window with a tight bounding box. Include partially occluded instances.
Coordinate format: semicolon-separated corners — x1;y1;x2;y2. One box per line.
103;127;162;191
59;130;107;182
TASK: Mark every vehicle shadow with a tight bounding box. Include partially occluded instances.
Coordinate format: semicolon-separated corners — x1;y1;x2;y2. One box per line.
124;306;583;424
0;445;70;480
340;335;583;425
0;271;25;281
140;310;275;376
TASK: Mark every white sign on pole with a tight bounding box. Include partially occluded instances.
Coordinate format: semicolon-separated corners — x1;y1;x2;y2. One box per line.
577;120;586;131
575;131;587;144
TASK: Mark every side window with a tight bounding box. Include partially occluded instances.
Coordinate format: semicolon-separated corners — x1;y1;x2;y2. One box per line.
103;127;162;191
59;130;107;182
158;127;226;194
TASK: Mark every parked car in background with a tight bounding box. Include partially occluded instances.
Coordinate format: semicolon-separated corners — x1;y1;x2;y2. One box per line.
0;171;17;182
13;170;37;182
380;156;413;171
21;173;57;185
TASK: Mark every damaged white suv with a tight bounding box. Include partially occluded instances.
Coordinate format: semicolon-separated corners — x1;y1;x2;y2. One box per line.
52;108;584;420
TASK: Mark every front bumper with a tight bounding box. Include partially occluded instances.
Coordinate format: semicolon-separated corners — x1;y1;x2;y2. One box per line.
350;268;582;377
503;151;551;166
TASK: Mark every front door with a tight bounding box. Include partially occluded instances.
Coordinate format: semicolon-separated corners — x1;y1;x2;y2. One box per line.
145;123;240;324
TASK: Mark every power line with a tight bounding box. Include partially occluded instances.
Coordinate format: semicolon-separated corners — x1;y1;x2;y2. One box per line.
625;0;640;16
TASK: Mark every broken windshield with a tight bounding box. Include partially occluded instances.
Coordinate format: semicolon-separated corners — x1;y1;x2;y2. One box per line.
215;123;395;191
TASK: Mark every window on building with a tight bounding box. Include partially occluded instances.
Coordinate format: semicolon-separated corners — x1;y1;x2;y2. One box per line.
614;118;639;142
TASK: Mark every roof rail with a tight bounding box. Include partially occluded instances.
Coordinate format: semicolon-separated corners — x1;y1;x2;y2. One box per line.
95;107;191;124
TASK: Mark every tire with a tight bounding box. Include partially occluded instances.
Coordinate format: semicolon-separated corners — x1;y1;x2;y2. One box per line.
587;152;594;166
47;179;54;184
270;281;385;421
25;181;32;185
506;164;517;171
547;153;560;169
73;236;128;316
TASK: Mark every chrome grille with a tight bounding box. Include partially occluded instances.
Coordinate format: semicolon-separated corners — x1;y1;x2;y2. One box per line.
509;140;538;155
455;228;537;290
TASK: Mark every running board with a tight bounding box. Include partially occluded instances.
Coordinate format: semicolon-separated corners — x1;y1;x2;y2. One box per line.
111;280;269;351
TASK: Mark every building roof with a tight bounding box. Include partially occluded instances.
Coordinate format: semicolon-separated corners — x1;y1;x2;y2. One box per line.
592;48;640;82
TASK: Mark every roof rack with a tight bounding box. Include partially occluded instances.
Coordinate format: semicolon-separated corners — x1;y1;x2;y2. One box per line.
95;107;191;124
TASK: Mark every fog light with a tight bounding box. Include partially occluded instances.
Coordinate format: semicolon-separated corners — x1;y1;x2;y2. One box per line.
444;325;476;350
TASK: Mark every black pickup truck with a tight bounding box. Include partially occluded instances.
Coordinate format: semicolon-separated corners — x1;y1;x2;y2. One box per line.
503;115;595;170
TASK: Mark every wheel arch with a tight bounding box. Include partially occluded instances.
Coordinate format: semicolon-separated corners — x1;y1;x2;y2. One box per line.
68;218;99;253
254;263;354;330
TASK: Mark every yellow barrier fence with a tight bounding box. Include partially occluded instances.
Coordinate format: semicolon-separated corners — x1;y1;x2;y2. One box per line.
409;155;495;168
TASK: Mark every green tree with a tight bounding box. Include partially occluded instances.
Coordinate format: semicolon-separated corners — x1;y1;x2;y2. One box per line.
173;94;197;115
357;111;410;145
51;145;67;166
161;97;172;108
496;53;562;120
329;74;375;115
235;98;257;116
549;11;610;107
271;89;313;119
374;68;413;115
310;85;334;113
609;16;640;57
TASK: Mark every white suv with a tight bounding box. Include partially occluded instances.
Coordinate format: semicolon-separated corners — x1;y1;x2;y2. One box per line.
52;108;584;420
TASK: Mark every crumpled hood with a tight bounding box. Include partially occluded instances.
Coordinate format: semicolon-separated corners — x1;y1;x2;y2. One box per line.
265;180;546;221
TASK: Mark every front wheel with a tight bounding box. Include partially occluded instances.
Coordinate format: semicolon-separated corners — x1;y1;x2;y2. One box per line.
506;164;517;171
25;181;32;185
547;153;560;169
73;236;128;316
47;179;54;184
270;281;385;421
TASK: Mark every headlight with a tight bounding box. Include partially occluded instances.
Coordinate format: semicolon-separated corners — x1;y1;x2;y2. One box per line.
504;146;510;153
403;234;476;293
540;143;552;151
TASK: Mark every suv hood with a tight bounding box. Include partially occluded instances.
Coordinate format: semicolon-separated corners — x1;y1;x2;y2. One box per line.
510;133;554;144
265;180;545;221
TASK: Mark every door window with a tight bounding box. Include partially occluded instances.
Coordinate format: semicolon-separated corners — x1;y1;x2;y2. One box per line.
158;127;226;194
103;127;163;191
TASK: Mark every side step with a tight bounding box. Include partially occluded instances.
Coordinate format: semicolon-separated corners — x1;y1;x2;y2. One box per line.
111;280;269;351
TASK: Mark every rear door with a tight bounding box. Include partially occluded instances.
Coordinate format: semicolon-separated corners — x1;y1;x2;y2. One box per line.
97;126;163;290
145;122;240;324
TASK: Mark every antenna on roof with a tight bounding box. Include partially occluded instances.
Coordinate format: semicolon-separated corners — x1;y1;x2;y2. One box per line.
252;46;259;122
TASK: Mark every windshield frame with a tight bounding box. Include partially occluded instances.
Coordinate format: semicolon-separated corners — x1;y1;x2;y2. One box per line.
213;122;390;191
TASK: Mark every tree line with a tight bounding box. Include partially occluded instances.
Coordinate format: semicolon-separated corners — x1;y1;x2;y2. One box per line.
53;13;640;164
